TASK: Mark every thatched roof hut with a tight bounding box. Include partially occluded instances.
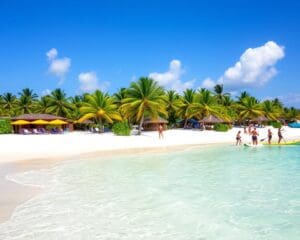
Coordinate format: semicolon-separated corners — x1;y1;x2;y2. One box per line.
143;117;168;131
251;116;269;122
12;114;67;121
201;115;227;124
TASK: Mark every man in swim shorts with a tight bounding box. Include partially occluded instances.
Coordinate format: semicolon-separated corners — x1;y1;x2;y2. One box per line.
251;128;259;145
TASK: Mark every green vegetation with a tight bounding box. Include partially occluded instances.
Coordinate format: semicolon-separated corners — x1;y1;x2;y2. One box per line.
0;119;12;134
0;77;299;133
270;121;282;128
214;123;229;132
112;121;131;136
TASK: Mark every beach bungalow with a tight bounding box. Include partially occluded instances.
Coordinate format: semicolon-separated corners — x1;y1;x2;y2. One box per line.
142;117;168;131
11;114;73;133
200;115;232;130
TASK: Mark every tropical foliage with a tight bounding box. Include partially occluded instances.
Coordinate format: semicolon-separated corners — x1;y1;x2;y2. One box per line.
0;79;299;132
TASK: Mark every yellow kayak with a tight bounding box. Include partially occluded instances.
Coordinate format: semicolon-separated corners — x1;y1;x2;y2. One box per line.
263;140;300;146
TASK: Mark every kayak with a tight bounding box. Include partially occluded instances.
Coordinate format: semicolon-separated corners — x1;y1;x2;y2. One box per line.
263;140;300;146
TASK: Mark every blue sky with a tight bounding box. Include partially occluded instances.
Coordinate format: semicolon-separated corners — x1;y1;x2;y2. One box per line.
0;0;299;107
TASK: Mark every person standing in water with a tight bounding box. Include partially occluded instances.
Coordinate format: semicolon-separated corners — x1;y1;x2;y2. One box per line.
158;124;164;139
267;129;272;144
236;131;242;145
278;127;283;144
251;128;259;145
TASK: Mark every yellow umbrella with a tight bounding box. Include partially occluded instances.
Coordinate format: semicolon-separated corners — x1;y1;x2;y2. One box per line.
31;119;49;125
49;119;68;125
11;120;30;125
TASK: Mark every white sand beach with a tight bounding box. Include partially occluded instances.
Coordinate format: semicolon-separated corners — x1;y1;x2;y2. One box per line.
1;127;300;163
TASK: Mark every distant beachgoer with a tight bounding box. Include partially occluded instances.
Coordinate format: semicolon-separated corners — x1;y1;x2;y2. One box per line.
278;127;283;144
251;128;259;145
236;131;242;145
158;124;164;139
268;129;272;144
248;125;252;135
244;127;247;134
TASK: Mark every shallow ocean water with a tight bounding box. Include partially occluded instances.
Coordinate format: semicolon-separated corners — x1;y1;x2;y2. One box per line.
1;145;300;240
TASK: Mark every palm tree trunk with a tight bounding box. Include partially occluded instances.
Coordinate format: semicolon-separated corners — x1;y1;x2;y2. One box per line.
138;114;144;135
184;118;188;128
98;118;104;133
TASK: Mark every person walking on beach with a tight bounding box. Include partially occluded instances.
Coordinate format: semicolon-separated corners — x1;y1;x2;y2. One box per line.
244;127;247;134
236;131;242;145
248;125;252;135
251;128;259;145
267;129;272;144
158;124;164;139
278;127;283;144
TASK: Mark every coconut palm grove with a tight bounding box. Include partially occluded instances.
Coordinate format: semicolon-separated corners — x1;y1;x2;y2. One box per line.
0;77;299;133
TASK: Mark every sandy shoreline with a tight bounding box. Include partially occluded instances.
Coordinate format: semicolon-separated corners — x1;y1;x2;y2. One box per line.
1;127;300;223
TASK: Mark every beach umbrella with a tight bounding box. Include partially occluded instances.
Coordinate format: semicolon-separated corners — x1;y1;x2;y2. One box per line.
48;119;68;125
11;120;30;125
31;119;49;125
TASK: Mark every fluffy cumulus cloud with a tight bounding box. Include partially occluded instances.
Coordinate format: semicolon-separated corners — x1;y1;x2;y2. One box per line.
149;60;194;92
46;48;71;84
78;71;109;92
201;41;285;90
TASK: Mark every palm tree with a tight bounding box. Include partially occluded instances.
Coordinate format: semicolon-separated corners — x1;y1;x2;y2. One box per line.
164;90;181;126
113;88;127;118
214;84;229;104
1;92;18;116
35;96;50;114
46;88;74;117
16;88;38;114
121;77;167;134
18;88;38;100
237;91;250;103
238;96;264;121
17;95;35;114
261;100;281;120
189;89;225;120
285;107;300;120
113;88;127;107
79;90;122;132
176;89;196;128
70;95;84;120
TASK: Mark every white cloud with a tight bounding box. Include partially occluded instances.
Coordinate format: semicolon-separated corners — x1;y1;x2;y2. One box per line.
78;71;110;92
49;58;71;78
201;41;285;90
41;89;51;96
46;48;71;84
149;60;194;92
201;78;215;89
46;48;58;60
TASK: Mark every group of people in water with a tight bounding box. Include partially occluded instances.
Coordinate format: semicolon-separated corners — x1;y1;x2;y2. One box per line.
236;125;284;146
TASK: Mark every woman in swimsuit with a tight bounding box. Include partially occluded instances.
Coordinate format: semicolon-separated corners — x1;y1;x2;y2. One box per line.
268;129;272;144
236;131;242;145
278;127;283;144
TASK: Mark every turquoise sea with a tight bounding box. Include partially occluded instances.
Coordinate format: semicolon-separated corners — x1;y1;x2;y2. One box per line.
1;145;300;239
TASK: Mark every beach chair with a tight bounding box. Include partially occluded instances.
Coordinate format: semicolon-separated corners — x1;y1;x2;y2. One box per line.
32;129;40;134
23;128;31;134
